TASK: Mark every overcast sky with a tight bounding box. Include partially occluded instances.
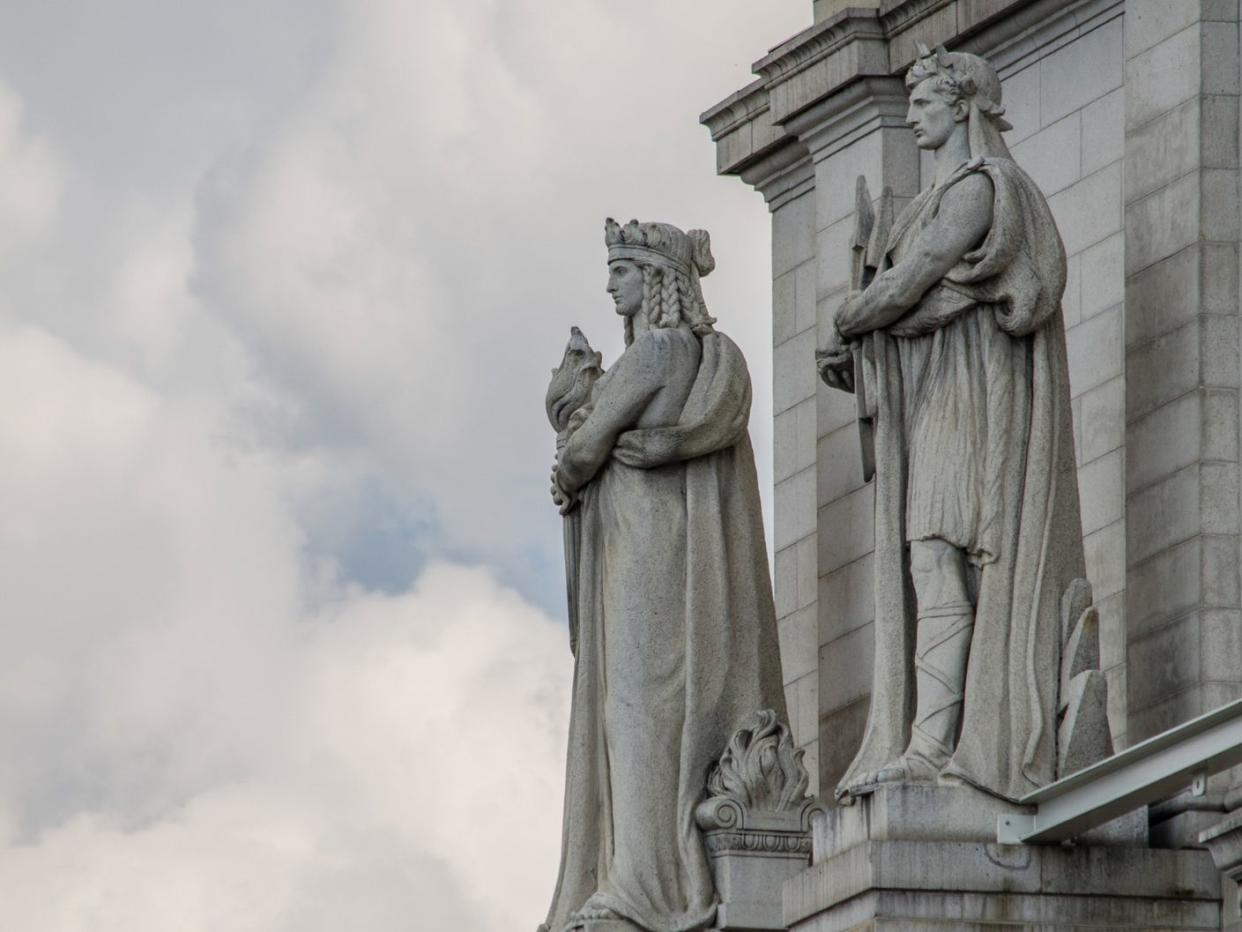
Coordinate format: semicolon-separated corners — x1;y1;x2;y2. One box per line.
0;1;809;928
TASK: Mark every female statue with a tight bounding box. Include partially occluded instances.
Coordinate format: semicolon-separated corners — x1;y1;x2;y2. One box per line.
540;220;786;932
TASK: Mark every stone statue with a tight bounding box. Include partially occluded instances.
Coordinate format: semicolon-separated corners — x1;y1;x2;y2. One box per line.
816;46;1107;803
540;220;788;932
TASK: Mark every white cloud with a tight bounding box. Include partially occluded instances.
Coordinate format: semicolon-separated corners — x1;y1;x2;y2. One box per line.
189;0;806;582
0;81;61;246
0;0;810;928
0;317;571;927
0;178;567;924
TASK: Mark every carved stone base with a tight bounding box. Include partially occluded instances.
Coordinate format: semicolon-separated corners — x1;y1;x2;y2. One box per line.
786;785;1218;931
1200;807;1242;931
705;826;814;930
815;783;1145;859
696;709;823;930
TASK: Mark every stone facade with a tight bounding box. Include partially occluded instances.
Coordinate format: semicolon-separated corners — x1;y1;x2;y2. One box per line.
703;0;1242;805
1123;0;1242;748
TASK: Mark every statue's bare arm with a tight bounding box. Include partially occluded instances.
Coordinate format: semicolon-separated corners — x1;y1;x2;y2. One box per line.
836;172;994;339
554;335;664;496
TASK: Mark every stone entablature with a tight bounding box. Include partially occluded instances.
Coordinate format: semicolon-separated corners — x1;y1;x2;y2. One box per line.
701;0;1096;182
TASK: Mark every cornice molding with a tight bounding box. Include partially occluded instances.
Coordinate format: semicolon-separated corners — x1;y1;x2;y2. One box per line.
740;141;814;212
786;75;909;163
752;9;887;87
700;0;1106;186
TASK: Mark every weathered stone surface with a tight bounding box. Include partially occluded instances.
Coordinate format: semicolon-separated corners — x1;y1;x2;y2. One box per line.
813;784;1033;860
812;784;1142;863
813;46;1105;805
1060;606;1101;703
787;836;1219;931
1058;669;1113;777
698;711;821;930
541;221;789;932
1123;0;1242;744
1201;808;1242;927
705;2;1242;901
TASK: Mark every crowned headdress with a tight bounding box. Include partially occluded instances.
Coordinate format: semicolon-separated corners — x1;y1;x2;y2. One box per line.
905;44;1014;160
605;218;717;340
605;219;715;280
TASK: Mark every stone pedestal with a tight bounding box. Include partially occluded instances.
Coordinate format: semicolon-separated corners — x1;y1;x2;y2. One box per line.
1201;807;1242;931
783;785;1218;931
704;816;815;931
696;711;823;930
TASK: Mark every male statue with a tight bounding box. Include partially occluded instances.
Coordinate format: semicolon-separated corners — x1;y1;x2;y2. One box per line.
817;47;1090;802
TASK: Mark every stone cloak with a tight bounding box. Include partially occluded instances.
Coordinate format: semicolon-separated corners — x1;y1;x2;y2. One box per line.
839;157;1087;802
541;331;787;931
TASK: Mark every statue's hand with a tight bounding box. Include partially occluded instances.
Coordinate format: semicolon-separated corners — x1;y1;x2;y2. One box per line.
816;326;855;393
550;463;577;515
834;292;868;338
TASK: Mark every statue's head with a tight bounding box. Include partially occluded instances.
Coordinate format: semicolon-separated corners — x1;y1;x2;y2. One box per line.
604;218;717;345
904;45;1012;156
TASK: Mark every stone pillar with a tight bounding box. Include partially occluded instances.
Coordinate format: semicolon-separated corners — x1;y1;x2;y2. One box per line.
704;78;822;793
767;163;821;794
1122;0;1242;746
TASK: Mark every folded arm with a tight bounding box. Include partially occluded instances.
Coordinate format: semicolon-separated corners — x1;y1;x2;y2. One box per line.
555;335;664;496
836;172;994;339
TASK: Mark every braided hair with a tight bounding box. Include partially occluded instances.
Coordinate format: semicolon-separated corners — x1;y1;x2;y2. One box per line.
622;261;717;346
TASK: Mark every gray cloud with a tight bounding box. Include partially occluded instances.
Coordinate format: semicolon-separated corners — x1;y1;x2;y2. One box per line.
0;0;809;926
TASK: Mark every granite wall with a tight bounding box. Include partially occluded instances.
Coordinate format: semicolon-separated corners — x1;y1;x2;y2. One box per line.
706;0;1242;799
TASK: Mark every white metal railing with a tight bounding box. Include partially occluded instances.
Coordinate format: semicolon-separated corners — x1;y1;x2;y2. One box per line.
996;697;1242;844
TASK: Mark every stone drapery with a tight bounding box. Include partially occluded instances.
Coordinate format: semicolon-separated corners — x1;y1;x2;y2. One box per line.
839;157;1087;801
541;329;786;932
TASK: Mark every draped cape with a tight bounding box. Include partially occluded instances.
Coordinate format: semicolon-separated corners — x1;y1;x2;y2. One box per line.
541;331;787;931
838;158;1087;801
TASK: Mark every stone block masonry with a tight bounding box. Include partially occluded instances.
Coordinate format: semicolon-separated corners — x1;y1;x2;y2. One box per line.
1123;0;1242;746
704;0;1242;801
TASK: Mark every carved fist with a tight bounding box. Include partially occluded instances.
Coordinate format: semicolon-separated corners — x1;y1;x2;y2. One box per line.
816;327;854;393
550;463;577;515
834;292;868;338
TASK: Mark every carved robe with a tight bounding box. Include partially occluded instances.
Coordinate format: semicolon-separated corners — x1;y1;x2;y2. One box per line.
840;157;1086;801
541;328;786;932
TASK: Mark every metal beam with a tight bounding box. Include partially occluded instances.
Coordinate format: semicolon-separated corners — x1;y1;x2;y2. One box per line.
996;697;1242;844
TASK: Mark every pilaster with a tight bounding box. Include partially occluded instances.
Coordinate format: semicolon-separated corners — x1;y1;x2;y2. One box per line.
791;77;921;796
1122;0;1242;746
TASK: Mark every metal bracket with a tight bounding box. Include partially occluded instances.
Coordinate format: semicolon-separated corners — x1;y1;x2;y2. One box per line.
1192;770;1208;797
996;813;1036;845
994;697;1242;844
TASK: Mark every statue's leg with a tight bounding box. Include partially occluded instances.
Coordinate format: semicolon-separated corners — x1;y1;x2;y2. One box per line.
901;537;974;778
843;538;974;793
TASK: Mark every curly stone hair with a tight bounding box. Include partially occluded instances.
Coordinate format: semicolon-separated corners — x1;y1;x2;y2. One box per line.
904;45;1011;129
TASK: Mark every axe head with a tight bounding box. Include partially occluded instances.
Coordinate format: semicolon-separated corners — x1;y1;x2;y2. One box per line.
852;175;875;252
865;185;895;270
